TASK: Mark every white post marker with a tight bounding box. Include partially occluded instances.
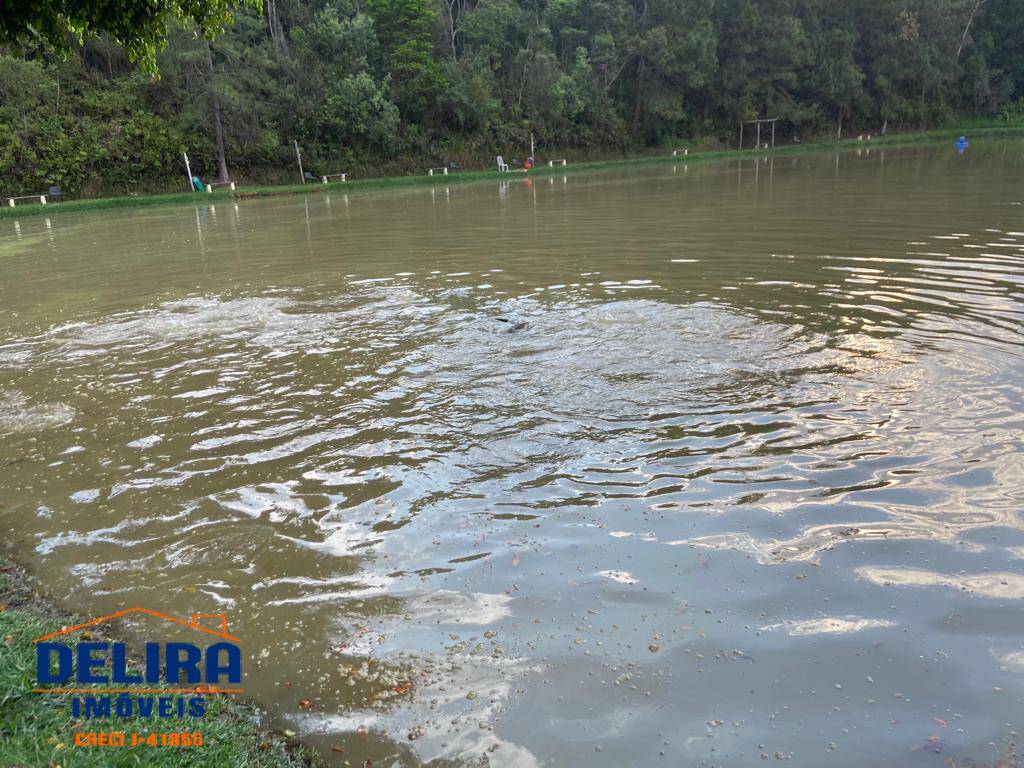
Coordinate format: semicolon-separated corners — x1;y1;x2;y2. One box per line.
294;140;304;183
183;152;193;190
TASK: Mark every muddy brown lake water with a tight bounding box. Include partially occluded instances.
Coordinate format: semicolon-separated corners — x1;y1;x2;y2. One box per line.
2;143;1024;767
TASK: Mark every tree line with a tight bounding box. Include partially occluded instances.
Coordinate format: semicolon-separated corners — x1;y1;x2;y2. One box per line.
2;0;1022;195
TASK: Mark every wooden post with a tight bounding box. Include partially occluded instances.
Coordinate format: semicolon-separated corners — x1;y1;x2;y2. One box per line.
756;121;761;150
183;152;194;191
771;119;776;148
294;140;304;184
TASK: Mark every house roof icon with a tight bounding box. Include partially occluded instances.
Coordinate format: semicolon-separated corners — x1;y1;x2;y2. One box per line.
33;607;240;644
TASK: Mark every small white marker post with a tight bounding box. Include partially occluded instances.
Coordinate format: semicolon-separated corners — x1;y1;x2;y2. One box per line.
183;152;194;190
294;140;305;184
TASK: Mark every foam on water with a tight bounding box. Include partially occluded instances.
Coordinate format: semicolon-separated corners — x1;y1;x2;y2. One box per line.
0;390;75;434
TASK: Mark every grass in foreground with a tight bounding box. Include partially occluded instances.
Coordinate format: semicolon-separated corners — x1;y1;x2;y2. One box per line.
0;556;319;768
3;122;1023;221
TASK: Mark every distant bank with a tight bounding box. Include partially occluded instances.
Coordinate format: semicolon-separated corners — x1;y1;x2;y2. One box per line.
3;124;1023;222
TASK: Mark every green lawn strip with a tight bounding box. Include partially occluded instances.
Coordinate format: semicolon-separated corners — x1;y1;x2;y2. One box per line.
0;556;319;768
2;122;1023;222
235;123;1024;199
0;190;234;221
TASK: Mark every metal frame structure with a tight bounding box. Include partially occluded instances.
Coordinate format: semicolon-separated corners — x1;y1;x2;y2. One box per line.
738;118;777;150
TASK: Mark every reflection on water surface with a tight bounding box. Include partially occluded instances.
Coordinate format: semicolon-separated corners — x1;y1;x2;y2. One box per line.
2;143;1024;767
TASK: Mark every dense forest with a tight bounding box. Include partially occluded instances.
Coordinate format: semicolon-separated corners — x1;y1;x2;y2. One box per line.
2;0;1023;195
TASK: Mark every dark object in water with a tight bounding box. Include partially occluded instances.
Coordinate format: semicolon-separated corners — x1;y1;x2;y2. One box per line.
496;317;527;332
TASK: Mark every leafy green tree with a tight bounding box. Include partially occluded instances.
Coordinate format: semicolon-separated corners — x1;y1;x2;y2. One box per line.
442;56;500;133
364;0;446;118
811;26;865;137
310;72;400;149
1;0;260;72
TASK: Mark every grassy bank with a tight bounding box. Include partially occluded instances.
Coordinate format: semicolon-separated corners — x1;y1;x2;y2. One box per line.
0;554;320;768
0;190;234;221
3;122;1022;221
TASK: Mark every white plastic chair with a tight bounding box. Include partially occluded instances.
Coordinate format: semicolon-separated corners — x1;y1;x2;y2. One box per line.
496;155;509;172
